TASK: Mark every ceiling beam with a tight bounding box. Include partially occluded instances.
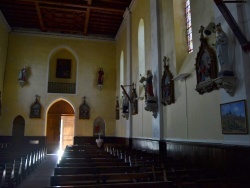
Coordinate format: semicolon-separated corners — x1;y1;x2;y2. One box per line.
84;0;92;35
40;5;85;13
35;2;46;31
19;0;125;13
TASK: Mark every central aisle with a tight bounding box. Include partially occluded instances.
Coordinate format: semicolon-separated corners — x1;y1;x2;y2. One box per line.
17;154;58;188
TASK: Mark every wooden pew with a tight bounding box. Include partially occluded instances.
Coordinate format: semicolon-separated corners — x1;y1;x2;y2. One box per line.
0;145;47;186
50;172;157;186
59;157;124;164
46;181;174;188
0;164;6;188
53;166;141;175
57;161;130;168
197;176;250;188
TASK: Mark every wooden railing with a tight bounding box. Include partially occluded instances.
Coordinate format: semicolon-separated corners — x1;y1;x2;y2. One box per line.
48;82;76;94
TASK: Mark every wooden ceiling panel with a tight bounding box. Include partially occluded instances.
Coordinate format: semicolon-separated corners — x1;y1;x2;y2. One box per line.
0;0;132;39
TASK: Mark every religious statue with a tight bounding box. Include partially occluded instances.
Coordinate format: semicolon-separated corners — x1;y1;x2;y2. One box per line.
130;84;138;115
18;65;27;87
139;70;158;118
214;23;234;76
161;56;175;105
122;91;129;119
98;67;104;90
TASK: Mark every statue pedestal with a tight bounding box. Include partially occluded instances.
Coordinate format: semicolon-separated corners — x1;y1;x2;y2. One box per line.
96;138;103;148
214;76;236;96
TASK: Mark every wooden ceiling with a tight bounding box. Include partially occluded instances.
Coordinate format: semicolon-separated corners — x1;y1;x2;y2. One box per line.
0;0;133;39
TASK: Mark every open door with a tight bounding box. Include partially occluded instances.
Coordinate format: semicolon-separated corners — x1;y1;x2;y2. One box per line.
46;115;61;154
60;116;74;151
46;100;74;154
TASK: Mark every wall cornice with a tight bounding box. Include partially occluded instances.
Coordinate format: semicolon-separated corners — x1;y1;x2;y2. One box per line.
10;29;116;43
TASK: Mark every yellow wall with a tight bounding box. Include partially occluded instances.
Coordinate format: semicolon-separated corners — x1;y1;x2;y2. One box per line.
0;33;116;136
0;14;9;94
1;0;248;145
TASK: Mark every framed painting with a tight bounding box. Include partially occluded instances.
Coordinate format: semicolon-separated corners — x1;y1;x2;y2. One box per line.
56;59;71;78
30;95;42;118
79;97;90;119
220;100;248;134
195;26;218;95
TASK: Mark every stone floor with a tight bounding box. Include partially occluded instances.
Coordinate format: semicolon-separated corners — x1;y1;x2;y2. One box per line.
17;154;58;188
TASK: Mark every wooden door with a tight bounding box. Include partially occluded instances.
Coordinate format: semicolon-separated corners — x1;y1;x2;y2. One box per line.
46;115;60;154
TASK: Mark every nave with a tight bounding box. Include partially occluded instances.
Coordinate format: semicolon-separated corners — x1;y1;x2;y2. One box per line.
2;142;250;188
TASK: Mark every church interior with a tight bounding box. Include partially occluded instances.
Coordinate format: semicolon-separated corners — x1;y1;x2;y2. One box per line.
1;0;250;187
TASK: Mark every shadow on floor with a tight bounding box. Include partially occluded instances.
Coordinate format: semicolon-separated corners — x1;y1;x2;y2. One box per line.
17;154;58;188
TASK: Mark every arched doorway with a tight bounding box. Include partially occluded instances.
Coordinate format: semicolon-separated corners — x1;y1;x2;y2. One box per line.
12;115;25;145
46;100;75;154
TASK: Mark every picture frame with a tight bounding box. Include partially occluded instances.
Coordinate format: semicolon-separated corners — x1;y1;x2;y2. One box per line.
30;95;42;118
79;97;90;119
56;59;71;78
220;100;248;134
195;26;218;94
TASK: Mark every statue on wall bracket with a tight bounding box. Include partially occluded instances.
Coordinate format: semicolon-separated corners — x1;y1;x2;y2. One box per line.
115;96;119;120
79;96;90;119
161;56;175;106
29;95;41;118
195;23;237;96
139;70;158;118
195;25;218;94
120;83;139;119
120;85;131;120
130;83;138;115
97;67;104;90
18;65;27;87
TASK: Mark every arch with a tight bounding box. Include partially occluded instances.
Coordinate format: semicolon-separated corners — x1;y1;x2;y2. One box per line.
47;46;78;94
93;116;106;137
120;51;124;97
45;98;75;154
12;115;25;144
138;19;145;96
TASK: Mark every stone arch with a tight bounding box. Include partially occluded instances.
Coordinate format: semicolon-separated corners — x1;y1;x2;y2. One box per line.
12;115;25;144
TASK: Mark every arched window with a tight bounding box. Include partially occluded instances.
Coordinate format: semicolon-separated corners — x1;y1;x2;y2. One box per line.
185;0;193;53
120;51;124;97
138;19;145;96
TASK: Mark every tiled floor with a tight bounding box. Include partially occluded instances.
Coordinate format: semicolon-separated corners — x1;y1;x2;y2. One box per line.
17;154;58;188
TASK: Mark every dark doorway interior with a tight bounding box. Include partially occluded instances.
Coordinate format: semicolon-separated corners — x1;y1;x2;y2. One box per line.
12;115;25;145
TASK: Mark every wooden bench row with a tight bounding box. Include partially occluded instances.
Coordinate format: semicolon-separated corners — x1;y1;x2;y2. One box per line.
46;181;174;188
104;143;250;187
49;144;171;187
0;145;47;187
